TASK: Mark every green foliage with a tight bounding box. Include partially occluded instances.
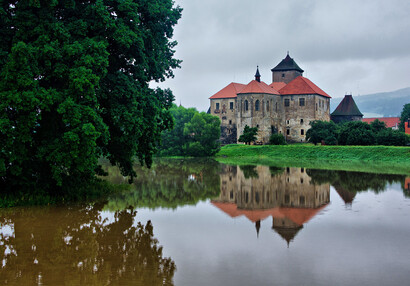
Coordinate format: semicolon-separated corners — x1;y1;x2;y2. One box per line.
103;158;221;210
239;165;259;179
238;125;258;145
370;119;386;133
306;120;339;145
0;0;182;191
307;169;405;194
338;121;376;145
158;105;221;156
376;129;407;146
269;133;287;145
184;112;221;156
399;103;410;131
217;144;410;175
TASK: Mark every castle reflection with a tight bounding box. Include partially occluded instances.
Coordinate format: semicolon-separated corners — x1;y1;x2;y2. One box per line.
211;165;330;245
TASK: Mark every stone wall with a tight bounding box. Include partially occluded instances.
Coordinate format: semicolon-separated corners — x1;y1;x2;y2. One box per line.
272;70;303;84
214;165;330;209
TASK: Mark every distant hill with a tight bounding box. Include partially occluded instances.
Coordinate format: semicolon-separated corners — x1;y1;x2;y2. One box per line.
330;87;410;118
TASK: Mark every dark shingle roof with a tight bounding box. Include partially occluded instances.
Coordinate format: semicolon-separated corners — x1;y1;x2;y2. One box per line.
331;95;363;116
271;54;304;73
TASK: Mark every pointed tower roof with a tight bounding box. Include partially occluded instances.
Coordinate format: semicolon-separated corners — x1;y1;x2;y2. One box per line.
238;80;280;95
255;66;261;82
331;95;363;116
209;82;246;99
271;53;304;73
279;76;330;98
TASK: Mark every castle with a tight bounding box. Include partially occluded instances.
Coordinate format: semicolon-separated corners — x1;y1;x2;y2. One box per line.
209;53;331;144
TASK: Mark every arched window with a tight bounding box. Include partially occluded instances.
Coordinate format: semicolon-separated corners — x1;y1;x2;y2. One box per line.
244;100;249;111
255;100;260;111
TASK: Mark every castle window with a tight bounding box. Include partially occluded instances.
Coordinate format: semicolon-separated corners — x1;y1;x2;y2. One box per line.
216;103;220;110
316;103;318;111
222;116;226;120
286;120;290;125
229;120;232;125
300;196;305;205
286;129;290;135
301;129;304;135
284;99;290;107
255;100;260;111
299;98;305;106
230;102;234;110
244;100;249;111
282;73;285;78
300;119;304;124
275;102;278;111
266;100;269;111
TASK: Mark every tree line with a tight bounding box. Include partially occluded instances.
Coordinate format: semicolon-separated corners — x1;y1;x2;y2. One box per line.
157;105;221;157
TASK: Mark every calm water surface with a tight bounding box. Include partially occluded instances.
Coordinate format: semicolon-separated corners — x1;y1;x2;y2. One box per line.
1;159;410;286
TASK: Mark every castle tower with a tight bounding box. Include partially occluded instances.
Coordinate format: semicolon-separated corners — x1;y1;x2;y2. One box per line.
271;53;304;84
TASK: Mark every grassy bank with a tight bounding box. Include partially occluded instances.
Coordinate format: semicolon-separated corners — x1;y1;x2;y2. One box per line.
216;144;410;175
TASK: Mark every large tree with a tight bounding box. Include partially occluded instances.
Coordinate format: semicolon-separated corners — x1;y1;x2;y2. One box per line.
0;0;181;189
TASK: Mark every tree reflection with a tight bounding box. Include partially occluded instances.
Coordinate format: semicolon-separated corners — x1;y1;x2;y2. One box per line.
307;169;405;193
104;158;221;210
0;204;175;285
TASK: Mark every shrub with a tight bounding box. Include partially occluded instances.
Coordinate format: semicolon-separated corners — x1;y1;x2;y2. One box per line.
269;134;287;145
376;129;407;146
338;121;376;145
306;120;339;145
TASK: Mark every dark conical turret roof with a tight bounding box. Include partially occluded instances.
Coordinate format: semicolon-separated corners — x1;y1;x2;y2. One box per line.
271;53;304;73
331;95;363;116
255;66;261;82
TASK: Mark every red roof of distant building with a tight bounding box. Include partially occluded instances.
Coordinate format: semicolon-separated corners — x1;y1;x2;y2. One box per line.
209;82;246;99
362;117;400;129
279;76;331;98
270;82;287;91
238;80;280;95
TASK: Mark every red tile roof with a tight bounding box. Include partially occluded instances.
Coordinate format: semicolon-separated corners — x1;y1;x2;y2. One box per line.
209;82;246;99
279;76;331;98
211;201;328;225
362;117;400;129
238;80;280;95
270;82;287;91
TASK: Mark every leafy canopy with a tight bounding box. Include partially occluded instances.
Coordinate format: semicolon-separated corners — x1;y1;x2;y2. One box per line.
158;105;221;157
0;0;182;190
238;125;258;145
306;120;339;145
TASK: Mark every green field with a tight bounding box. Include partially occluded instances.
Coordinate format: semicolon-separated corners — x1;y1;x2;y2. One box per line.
216;144;410;175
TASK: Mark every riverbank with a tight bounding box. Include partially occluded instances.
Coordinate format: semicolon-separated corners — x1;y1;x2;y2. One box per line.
216;144;410;175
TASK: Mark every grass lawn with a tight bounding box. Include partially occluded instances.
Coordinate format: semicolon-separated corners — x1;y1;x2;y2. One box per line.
216;144;410;175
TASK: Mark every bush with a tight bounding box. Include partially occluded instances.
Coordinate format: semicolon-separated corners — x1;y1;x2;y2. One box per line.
376;129;407;146
338;121;376;145
269;134;286;145
306;120;339;145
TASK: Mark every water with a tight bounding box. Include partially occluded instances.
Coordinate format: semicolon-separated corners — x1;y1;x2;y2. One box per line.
1;159;410;285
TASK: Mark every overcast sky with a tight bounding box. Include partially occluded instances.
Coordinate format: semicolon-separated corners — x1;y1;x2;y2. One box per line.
154;0;410;112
